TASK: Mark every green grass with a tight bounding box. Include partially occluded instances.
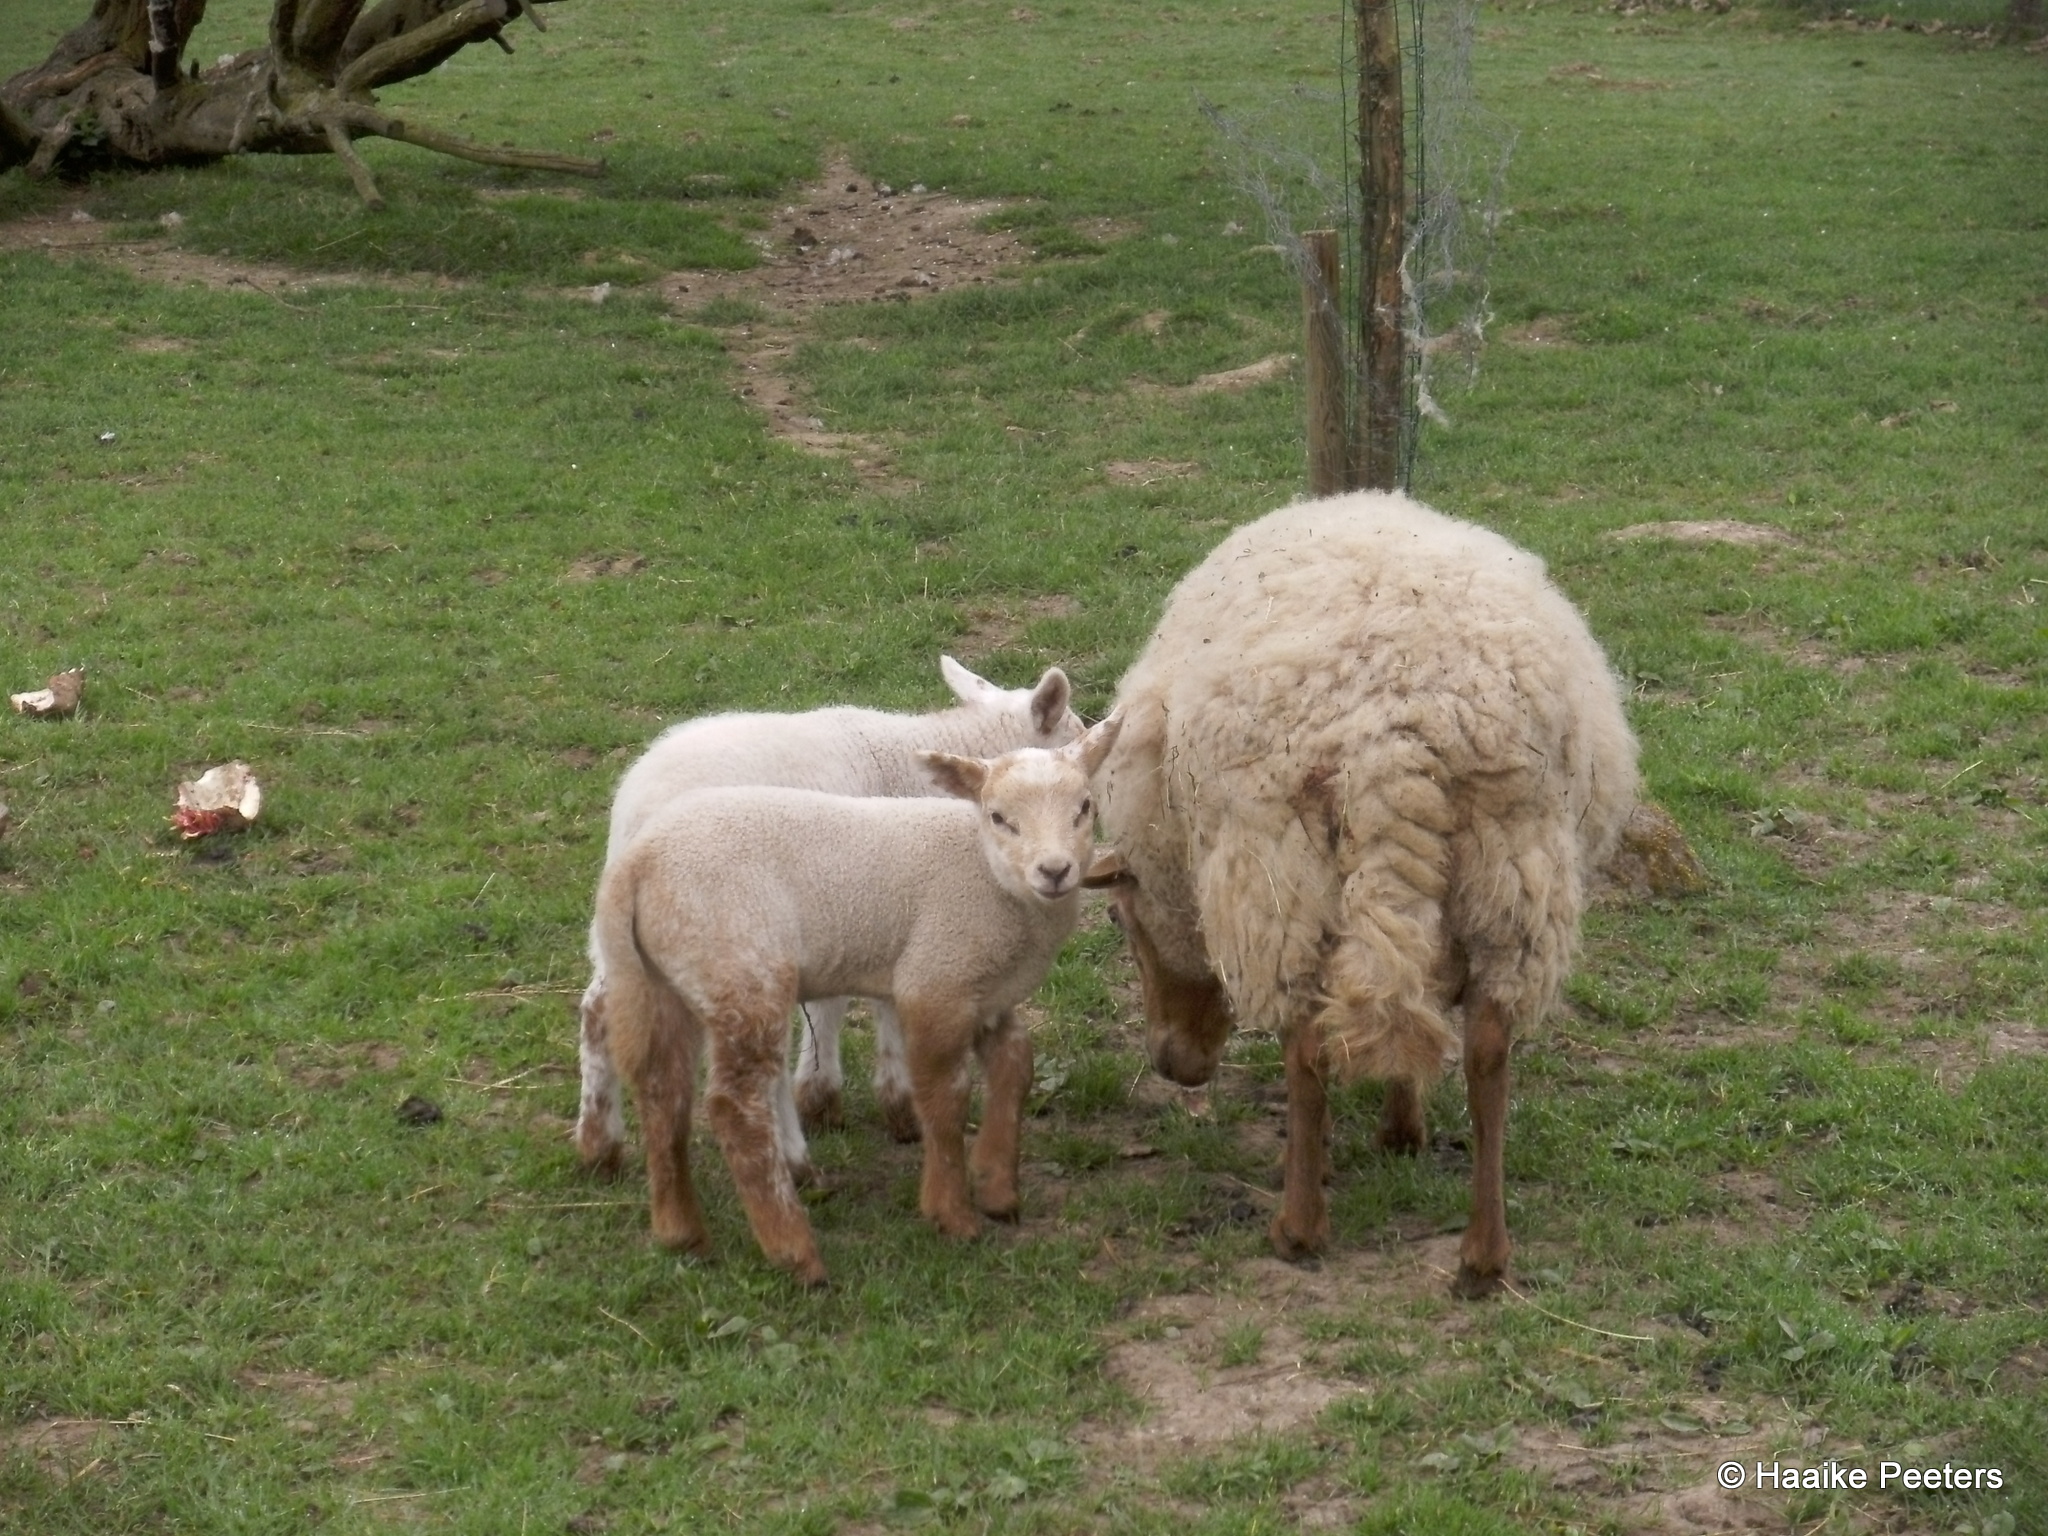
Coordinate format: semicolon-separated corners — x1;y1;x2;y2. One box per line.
5;0;2046;1531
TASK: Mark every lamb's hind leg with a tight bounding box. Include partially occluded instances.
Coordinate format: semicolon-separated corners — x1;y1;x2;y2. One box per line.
574;974;627;1179
634;992;709;1255
792;998;850;1132
1453;996;1513;1298
1270;1021;1332;1261
704;984;827;1286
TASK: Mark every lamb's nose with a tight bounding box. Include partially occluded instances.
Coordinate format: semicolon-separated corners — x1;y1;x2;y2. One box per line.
1037;859;1073;888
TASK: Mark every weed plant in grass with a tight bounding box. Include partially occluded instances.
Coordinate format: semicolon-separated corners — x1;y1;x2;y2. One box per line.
5;0;2047;1531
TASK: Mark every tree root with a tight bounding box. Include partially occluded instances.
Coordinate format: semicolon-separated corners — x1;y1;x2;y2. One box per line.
0;0;600;199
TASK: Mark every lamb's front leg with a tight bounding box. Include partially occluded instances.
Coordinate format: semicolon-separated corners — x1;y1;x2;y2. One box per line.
898;998;980;1239
1270;1021;1332;1261
970;1009;1030;1222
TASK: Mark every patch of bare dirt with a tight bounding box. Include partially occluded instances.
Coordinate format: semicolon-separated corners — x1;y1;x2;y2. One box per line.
1607;520;1796;547
1103;459;1201;485
279;1040;404;1090
716;323;913;489
654;156;1043;488
1135;353;1297;397
0;200;430;299
1;1416;133;1484
237;1369;358;1424
661;160;1023;314
951;594;1080;659
1500;316;1577;347
1547;62;1673;90
563;554;647;582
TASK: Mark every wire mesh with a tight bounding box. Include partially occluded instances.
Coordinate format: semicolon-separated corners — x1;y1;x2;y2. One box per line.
1204;0;1515;490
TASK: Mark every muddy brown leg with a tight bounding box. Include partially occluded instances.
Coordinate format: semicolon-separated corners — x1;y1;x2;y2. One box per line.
1376;1078;1427;1157
703;1005;827;1286
1453;996;1513;1299
970;1011;1030;1222
901;1001;980;1239
1270;1023;1331;1261
634;995;708;1256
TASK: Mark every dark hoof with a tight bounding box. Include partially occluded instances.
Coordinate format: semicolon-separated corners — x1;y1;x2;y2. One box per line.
1268;1216;1326;1264
577;1138;626;1182
1450;1262;1506;1300
789;1258;829;1289
652;1224;711;1258
1375;1124;1426;1157
879;1096;923;1144
794;1081;845;1133
977;1199;1021;1225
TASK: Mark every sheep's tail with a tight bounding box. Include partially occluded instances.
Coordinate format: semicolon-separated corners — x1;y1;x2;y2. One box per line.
588;854;687;1085
1309;760;1463;1089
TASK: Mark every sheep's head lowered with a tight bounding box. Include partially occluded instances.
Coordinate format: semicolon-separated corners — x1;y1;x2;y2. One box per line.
1089;854;1236;1086
920;710;1124;904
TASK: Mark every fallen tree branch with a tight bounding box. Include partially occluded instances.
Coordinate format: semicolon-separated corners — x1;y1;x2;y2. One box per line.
344;103;604;177
337;0;507;94
322;115;386;209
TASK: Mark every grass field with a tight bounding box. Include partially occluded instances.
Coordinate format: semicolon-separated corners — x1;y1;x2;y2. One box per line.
3;1;2045;1532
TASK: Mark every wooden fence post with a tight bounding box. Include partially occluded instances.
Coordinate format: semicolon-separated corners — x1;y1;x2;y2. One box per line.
1355;0;1406;490
1302;229;1348;498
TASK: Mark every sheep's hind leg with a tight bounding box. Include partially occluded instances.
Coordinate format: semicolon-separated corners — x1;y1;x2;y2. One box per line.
635;997;709;1256
1270;1022;1332;1261
1375;1078;1427;1157
969;1010;1030;1222
1452;996;1513;1299
574;975;627;1179
705;988;827;1286
870;1000;922;1143
899;998;980;1239
792;998;850;1132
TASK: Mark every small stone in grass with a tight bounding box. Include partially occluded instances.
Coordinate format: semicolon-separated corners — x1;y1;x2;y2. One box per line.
396;1095;444;1127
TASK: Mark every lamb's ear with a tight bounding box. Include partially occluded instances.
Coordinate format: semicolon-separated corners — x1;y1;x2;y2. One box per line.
1029;667;1073;736
1069;706;1125;776
918;750;990;802
940;655;1000;705
1081;847;1128;889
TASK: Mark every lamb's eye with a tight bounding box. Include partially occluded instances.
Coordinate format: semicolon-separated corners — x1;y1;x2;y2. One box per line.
990;811;1013;832
1080;797;1092;817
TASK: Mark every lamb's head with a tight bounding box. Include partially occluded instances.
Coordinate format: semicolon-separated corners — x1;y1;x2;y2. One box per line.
939;655;1083;748
1088;855;1236;1087
921;710;1123;904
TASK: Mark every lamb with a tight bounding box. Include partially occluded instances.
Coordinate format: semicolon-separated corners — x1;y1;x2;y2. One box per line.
575;657;1082;1181
1092;490;1638;1297
589;713;1124;1285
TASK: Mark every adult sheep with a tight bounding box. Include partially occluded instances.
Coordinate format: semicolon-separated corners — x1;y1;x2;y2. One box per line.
1093;490;1638;1297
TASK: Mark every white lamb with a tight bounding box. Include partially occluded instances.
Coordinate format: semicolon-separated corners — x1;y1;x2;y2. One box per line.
589;713;1124;1285
575;657;1082;1180
1093;490;1639;1297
